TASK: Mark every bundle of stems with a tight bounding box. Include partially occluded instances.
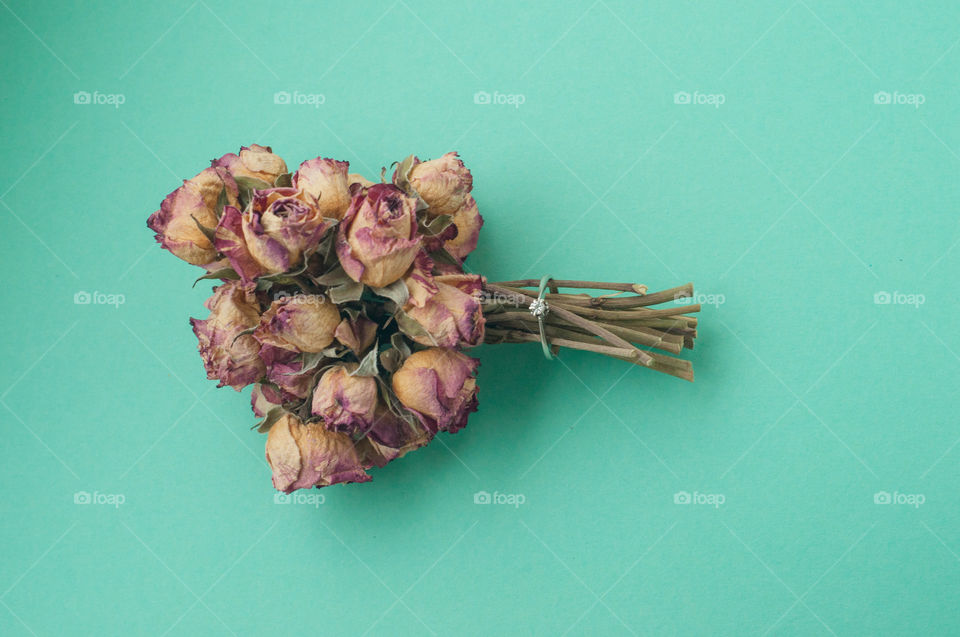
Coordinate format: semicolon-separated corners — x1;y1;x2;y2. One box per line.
481;280;699;381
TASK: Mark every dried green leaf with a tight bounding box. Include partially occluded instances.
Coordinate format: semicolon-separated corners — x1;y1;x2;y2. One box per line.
380;349;402;373
215;186;228;218
193;267;240;287
396;310;436;345
351;342;379;377
390;332;412;358
419;213;453;239
393;154;417;194
231;326;256;346
313;265;352;287
190;215;218;244
297;351;329;375
235;175;272;209
370;279;409;307
329;280;364;304
254;406;286;433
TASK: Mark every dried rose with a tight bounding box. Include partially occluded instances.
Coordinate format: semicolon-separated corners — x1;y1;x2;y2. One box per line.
190;281;265;390
403;251;439;309
443;195;483;261
334;315;378;356
403;274;485;348
311;364;378;433
336;184;421;287
147;166;238;265
291;158;352;219
259;344;314;400
266;413;370;492
406;152;472;216
214;144;287;184
391;347;479;434
215;188;331;283
254;294;340;353
356;413;433;468
251;383;284;418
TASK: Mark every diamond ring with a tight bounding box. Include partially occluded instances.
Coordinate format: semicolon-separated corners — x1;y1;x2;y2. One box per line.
531;275;554;359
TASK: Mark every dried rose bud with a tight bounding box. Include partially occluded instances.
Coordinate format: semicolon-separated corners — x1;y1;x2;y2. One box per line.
407;152;473;216
259;344;314;400
403;274;485;348
336;184;421;287
391;347;479;434
266;413;370;492
214;144;287;184
254;294;340;353
348;173;375;190
311;364;378;433
402;251;439;309
357;412;433;468
215;188;331;283
334;316;378;356
291;158;352;219
147;166;238;265
190;281;265;390
251;383;284;418
443;195;483;261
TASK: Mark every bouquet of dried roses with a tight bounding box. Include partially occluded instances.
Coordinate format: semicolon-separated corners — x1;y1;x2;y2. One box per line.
147;145;700;492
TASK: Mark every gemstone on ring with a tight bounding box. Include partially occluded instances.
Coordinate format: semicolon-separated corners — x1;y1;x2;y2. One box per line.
529;298;549;318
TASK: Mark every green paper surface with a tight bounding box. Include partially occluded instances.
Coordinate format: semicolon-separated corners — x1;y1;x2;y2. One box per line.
1;1;959;634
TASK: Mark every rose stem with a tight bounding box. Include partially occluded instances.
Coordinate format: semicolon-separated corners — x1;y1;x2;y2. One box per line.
626;283;693;306
486;287;700;319
623;317;698;330
486;309;699;333
484;328;693;382
484;283;653;366
584;323;684;353
485;329;637;358
495;290;652;309
494;283;692;309
551;303;702;320
490;280;648;294
539;323;688;362
489;320;691;371
485;313;685;354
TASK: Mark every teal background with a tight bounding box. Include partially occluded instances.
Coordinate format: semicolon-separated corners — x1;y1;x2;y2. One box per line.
1;1;959;635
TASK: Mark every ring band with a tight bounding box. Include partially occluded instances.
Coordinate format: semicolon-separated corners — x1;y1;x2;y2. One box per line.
529;275;553;359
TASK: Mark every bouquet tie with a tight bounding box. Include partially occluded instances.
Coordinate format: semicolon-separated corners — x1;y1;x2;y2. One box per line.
529;274;553;359
146;145;700;492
